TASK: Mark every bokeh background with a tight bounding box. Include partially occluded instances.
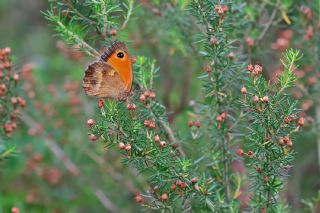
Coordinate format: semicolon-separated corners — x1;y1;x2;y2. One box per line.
0;0;319;212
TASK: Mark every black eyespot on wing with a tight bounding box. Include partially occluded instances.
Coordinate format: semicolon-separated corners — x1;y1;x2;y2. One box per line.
117;52;124;58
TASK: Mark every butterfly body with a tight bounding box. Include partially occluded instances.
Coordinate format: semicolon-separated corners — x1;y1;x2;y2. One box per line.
83;41;133;99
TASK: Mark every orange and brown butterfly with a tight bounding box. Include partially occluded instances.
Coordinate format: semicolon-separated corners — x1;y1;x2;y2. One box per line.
83;41;133;100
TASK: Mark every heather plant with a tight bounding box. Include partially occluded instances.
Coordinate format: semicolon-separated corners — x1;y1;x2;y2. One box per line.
235;1;320;210
43;0;305;212
239;50;302;212
0;48;25;161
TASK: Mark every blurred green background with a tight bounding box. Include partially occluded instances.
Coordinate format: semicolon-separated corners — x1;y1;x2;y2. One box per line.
0;0;319;212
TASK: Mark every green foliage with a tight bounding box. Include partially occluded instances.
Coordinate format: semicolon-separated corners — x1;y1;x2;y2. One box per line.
0;49;24;162
241;49;302;211
43;0;305;212
302;191;320;213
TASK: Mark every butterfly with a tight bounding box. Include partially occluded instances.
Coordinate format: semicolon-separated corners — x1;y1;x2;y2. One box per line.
83;41;133;99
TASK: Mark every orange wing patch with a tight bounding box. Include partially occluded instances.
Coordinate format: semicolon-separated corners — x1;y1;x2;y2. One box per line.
83;62;127;99
100;41;133;92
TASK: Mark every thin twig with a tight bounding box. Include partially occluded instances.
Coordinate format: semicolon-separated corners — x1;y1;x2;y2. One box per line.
257;0;280;43
101;1;108;37
158;119;186;158
316;105;320;169
85;149;140;195
94;188;121;213
56;19;101;58
120;0;134;30
20;113;80;176
194;0;212;33
63;0;97;25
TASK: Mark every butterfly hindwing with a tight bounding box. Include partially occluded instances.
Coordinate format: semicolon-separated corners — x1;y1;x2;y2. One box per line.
83;61;127;99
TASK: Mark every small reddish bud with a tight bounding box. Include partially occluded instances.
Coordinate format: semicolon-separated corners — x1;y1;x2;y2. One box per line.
149;121;156;129
171;184;177;190
125;144;131;151
110;28;117;36
216;115;223;122
126;103;136;110
154;135;160;143
256;166;262;173
160;141;166;148
0;83;6;91
17;97;26;108
194;121;201;128
262;96;269;103
86;118;95;128
144;120;150;127
127;103;131;110
191;177;199;184
149;91;156;99
228;52;234;60
97;98;105;108
11;207;19;213
144;90;150;97
220;112;227;119
11;97;18;105
241;87;247;94
3;123;13;134
139;94;146;102
307;77;317;86
131;103;136;110
13;73;19;81
298;117;305;127
247;150;254;158
254;65;263;73
215;5;224;16
286;140;293;147
252;96;259;103
245;37;254;47
305;26;314;41
247;64;253;72
188;120;194;127
284;117;291;124
204;64;211;73
89;134;97;142
236;148;244;156
263;175;269;183
283;136;290;145
135;195;143;203
278;137;284;146
131;56;137;64
210;37;218;46
161;193;168;202
11;122;17;130
3;47;11;55
118;142;126;150
179;181;187;188
222;5;229;13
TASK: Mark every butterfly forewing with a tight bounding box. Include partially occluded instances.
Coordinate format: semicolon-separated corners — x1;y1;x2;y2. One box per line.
100;41;133;93
82;41;133;99
83;62;127;99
